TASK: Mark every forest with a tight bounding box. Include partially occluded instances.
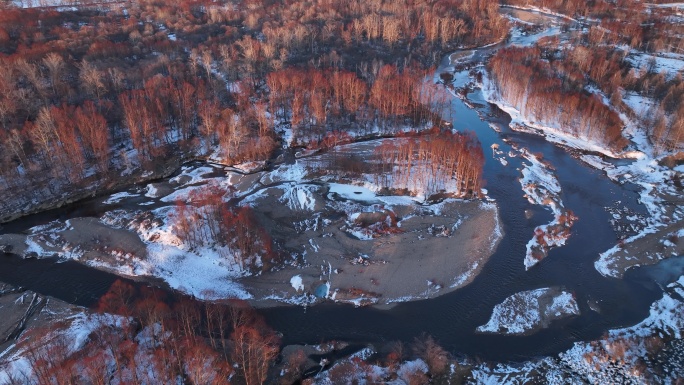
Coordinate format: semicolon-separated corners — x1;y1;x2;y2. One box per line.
488;46;628;152
502;0;684;53
487;0;684;154
0;0;506;219
5;280;278;385
488;42;684;153
0;0;498;377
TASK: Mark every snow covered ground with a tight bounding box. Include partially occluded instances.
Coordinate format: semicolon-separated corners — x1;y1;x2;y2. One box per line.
250;189;501;307
100;207;254;300
3;207;257;301
626;51;684;79
508;24;563;48
501;4;580;23
279;183;319;211
622;92;656;117
309;344;430;385
612;275;684;340
103;191;140;205
551;275;684;384
12;0;75;7
587;153;684;277
477;287;579;335
0;313;128;384
11;0;122;8
469;361;543;385
480;72;630;159
0;309;232;385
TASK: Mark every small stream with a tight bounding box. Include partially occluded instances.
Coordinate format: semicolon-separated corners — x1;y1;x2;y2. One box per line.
0;7;679;363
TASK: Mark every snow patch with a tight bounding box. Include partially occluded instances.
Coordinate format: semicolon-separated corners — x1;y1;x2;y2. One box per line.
328;183;378;202
290;275;304;292
145;184;161;198
103;191;139;204
279;183;318;211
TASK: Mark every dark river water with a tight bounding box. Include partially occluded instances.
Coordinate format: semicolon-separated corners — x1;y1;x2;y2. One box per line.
0;9;678;363
258;81;663;362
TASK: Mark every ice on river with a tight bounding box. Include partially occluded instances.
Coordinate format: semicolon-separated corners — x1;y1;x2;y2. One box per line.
588;154;683;278
103;191;139;205
169;165;216;186
548;276;684;384
611;275;684;339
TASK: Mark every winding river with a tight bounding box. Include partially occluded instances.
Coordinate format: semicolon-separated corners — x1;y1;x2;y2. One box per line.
0;8;678;363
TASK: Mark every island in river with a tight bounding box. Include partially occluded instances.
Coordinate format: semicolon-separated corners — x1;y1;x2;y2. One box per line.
0;138;503;308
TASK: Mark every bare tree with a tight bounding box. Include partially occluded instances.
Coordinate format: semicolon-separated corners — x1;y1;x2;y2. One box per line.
231;325;280;385
79;60;105;99
42;53;65;97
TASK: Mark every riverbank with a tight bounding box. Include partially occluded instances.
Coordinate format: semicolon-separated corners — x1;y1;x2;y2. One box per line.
0;139;503;308
467;39;684;279
0;152;196;225
243;198;502;308
0;283;75;357
303;275;684;383
583;155;684;278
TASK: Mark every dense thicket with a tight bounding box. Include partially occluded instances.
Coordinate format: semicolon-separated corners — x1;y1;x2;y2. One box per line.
374;131;484;197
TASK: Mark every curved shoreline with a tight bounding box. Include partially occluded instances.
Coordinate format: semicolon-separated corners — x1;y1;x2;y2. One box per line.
241;198;503;309
0;140;504;308
0;187;504;309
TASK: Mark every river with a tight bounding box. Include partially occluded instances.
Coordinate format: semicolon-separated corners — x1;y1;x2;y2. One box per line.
0;8;677;363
